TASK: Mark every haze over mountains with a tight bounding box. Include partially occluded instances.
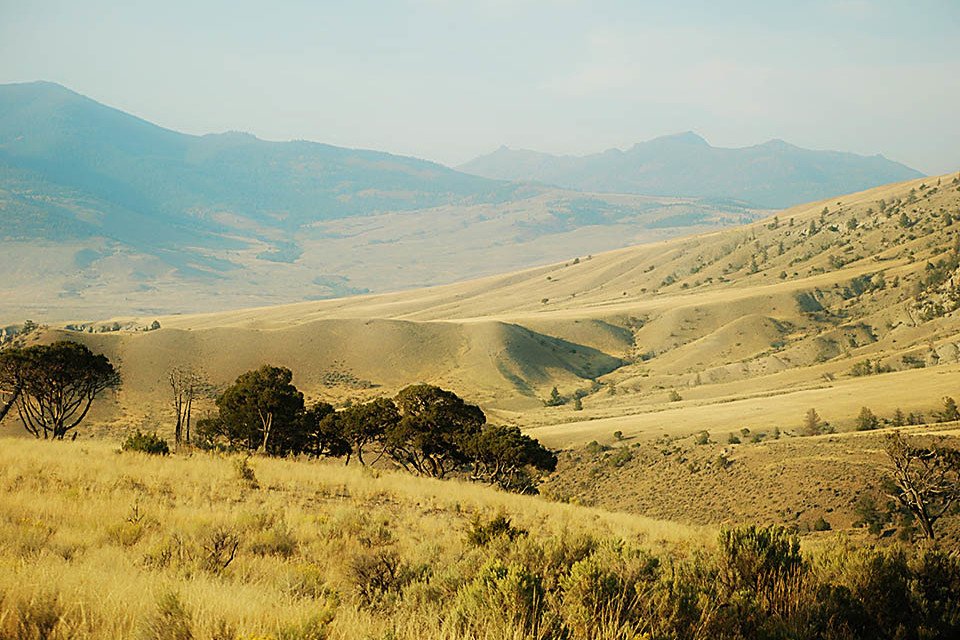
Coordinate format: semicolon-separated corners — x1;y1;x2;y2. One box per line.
459;133;922;208
0;81;925;321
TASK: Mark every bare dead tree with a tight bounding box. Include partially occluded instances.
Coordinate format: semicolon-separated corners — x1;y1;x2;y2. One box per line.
884;431;960;540
169;366;212;446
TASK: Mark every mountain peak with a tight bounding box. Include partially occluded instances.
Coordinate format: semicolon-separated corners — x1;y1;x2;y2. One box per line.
650;131;709;146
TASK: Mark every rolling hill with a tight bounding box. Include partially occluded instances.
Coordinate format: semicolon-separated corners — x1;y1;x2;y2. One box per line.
458;132;923;208
5;171;959;448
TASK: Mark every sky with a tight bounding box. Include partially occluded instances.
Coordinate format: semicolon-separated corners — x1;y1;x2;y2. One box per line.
1;0;958;174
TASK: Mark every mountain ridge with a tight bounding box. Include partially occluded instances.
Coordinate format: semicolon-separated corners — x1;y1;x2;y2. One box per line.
459;132;923;208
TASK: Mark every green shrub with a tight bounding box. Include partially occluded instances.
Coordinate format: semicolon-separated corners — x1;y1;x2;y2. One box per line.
450;559;544;636
121;430;170;455
467;513;527;547
558;544;658;639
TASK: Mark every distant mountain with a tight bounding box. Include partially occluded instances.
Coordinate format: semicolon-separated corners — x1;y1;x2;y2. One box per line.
458;132;924;208
0;81;519;258
0;82;763;321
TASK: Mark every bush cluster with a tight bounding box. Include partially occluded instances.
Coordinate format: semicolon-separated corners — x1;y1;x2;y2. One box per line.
438;524;960;639
121;430;170;455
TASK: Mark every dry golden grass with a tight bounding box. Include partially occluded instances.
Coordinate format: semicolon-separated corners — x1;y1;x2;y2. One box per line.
541;422;960;544
0;437;704;639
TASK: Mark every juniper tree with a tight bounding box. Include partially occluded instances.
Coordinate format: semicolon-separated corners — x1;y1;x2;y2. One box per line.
0;341;120;439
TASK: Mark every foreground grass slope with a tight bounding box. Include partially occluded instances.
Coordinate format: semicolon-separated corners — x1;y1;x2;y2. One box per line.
3;438;960;640
0;438;694;639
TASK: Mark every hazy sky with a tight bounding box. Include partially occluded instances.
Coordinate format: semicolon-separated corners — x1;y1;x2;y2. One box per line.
1;0;957;174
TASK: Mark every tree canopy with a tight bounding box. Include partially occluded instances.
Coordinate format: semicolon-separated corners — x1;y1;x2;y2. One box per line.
195;371;555;492
0;341;120;439
214;365;305;455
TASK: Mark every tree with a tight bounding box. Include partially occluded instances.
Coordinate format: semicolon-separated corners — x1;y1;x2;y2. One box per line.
892;408;906;427
338;397;399;465
301;402;350;459
802;408;825;436
465;424;557;493
544;386;564;407
884;432;960;540
168;366;211;446
855;406;879;431
386;384;485;478
215;365;304;455
935;397;960;423
0;341;120;439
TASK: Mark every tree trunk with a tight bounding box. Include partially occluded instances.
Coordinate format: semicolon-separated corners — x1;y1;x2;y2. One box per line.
258;410;273;454
0;386;20;423
185;396;193;444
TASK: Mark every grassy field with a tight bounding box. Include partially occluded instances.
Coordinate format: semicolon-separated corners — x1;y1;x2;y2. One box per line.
0;437;701;639
2;436;959;640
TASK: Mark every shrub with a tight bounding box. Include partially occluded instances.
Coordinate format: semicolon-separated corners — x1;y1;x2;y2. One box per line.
727;433;741;445
716;525;803;594
558;544;658;639
450;559;544;635
0;592;64;640
811;516;832;531
609;447;633;468
693;430;710;446
668;390;683;402
234;456;259;489
122;430;170;455
144;592;193;640
249;524;298;558
350;549;406;607
467;513;527;547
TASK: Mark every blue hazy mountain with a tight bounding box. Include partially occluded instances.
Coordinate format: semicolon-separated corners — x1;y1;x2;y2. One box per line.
458;132;923;208
0;81;518;256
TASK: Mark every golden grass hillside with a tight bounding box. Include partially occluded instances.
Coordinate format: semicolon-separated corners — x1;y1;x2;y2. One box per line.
540;422;960;546
3;436;959;640
5;172;960;445
0;437;698;639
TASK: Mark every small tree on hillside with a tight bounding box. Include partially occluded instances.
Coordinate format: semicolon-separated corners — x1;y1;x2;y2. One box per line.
892;408;906;427
935;397;960;423
884;431;960;540
0;341;120;439
544;386;565;407
802;408;825;436
855;406;879;431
